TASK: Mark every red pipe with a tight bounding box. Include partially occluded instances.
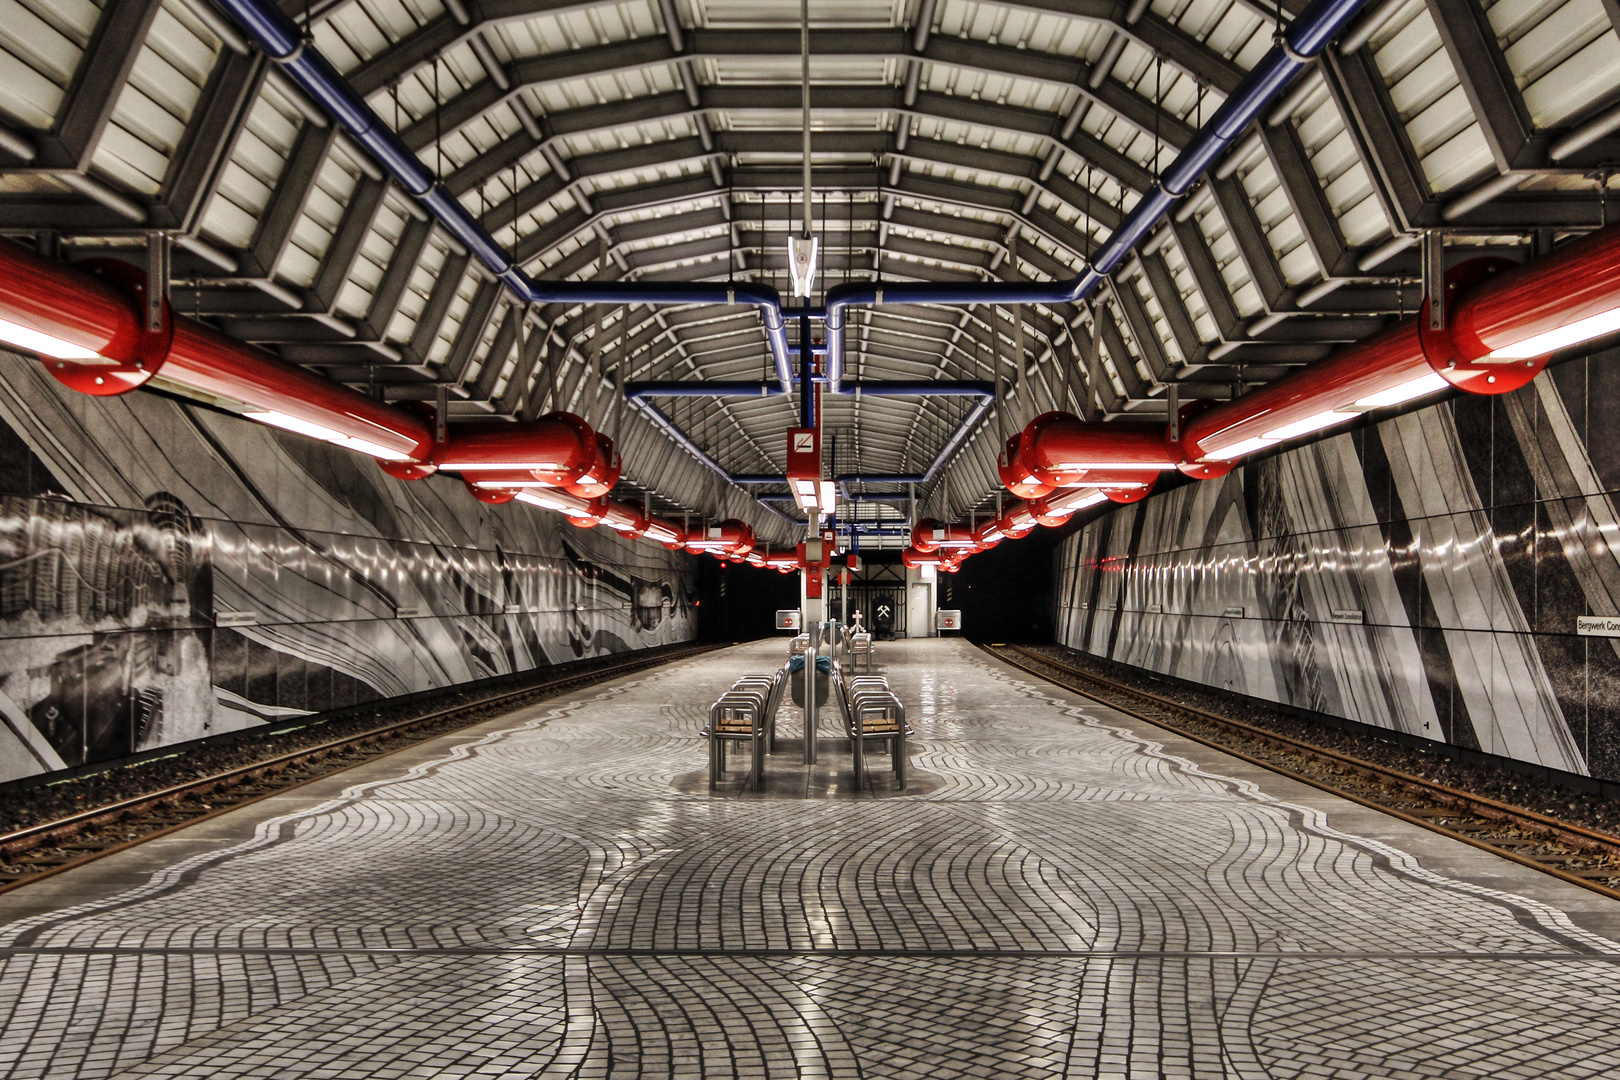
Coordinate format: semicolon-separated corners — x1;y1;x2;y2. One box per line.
1017;413;1174;488
0;241;160;391
1446;225;1620;364
0;238;434;460
684;519;756;557
997;434;1054;499
430;414;608;492
166;319;432;461
1179;229;1620;462
901;547;945;568
911;518;977;553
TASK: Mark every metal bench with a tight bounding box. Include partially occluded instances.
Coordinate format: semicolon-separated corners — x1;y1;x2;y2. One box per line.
850;632;875;673
730;670;786;753
832;663;907;791
708;669;785;790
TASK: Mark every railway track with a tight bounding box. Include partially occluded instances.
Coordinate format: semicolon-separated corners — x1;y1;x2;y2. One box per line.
0;643;723;894
982;642;1620;902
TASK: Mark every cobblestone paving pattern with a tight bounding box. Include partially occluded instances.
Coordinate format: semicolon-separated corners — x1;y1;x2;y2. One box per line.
2;640;1619;1078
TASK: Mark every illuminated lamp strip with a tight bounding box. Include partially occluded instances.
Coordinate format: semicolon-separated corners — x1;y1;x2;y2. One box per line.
0;315;100;360
436;461;563;470
246;410;414;462
1488;304;1620;359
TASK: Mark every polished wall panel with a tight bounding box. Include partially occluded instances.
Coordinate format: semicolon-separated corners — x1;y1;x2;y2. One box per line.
0;358;694;783
1055;350;1620;783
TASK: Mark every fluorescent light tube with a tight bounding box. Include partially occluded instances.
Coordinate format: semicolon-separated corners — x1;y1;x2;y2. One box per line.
515;491;586;513
644;522;680;544
1053;461;1176;470
245;410;346;442
1261;410;1354;441
0;317;99;360
341;436;413;462
1354;371;1450;409
436;461;561;470
1488;304;1620;359
1204;435;1276;461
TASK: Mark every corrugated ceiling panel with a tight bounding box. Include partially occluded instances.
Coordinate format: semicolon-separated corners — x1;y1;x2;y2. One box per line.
1294;94;1393;248
694;0;905;25
1132;273;1185;365
427;274;480;366
91;1;221;195
1492;0;1620;127
337;194;410;323
320;0;445;72
1199;203;1263;318
1373;0;1490;192
1239;155;1315;284
276;150;361;287
197;87;303;248
0;0;99;129
1161;241;1219;343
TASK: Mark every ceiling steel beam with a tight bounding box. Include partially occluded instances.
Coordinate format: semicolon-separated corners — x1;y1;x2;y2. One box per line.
1424;0;1536;172
32;0;165;171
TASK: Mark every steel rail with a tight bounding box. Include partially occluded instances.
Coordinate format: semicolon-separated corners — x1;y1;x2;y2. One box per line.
0;643;724;892
982;643;1620;903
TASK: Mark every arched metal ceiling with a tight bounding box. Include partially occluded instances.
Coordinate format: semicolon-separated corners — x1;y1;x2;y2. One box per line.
1;0;1618;547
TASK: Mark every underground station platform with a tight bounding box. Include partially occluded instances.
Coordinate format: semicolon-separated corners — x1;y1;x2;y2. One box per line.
9;0;1620;1074
4;639;1620;1079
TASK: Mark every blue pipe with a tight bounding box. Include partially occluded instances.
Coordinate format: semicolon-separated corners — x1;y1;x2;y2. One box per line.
819;0;1373;391
627;382;786;398
210;0;794;392
734;395;994;487
798;313;815;429
624;380;996;399
632;401;733;483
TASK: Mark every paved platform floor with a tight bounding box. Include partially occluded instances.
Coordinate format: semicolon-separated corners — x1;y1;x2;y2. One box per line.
4;639;1620;1079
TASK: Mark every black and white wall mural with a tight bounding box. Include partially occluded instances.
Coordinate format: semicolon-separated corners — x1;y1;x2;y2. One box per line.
0;356;695;784
1055;350;1620;784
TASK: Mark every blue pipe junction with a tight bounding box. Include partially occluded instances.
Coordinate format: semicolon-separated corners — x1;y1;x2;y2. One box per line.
624;380;996;399
209;0;794;393
817;0;1374;391
211;0;1365;505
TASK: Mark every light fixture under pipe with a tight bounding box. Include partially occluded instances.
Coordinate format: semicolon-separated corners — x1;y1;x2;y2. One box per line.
0;316;100;360
245;409;415;461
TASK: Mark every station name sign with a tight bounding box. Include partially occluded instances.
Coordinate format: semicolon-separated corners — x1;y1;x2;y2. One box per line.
1577;615;1620;637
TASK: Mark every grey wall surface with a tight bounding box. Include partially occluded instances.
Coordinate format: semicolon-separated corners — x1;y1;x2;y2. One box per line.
1054;351;1620;784
0;357;695;784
